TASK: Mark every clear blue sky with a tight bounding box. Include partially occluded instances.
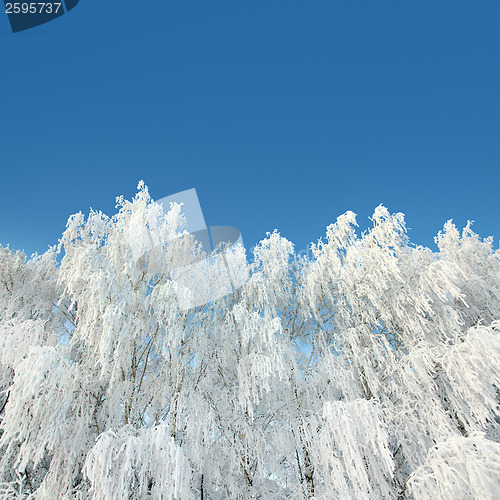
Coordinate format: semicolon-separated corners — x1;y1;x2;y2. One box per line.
1;1;499;257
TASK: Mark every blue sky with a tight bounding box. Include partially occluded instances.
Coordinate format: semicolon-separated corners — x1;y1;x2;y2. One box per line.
1;1;499;258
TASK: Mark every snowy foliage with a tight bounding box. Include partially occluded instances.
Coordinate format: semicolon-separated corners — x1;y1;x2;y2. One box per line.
0;183;499;499
407;432;500;499
85;424;192;500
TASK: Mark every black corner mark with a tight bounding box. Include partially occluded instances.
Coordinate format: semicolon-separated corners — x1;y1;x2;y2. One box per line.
64;0;78;12
4;0;79;33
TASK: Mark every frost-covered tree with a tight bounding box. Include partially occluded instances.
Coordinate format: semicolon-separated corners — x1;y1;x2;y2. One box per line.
0;245;62;496
0;183;499;499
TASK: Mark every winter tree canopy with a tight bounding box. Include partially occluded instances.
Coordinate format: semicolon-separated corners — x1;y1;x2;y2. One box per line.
1;183;499;499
